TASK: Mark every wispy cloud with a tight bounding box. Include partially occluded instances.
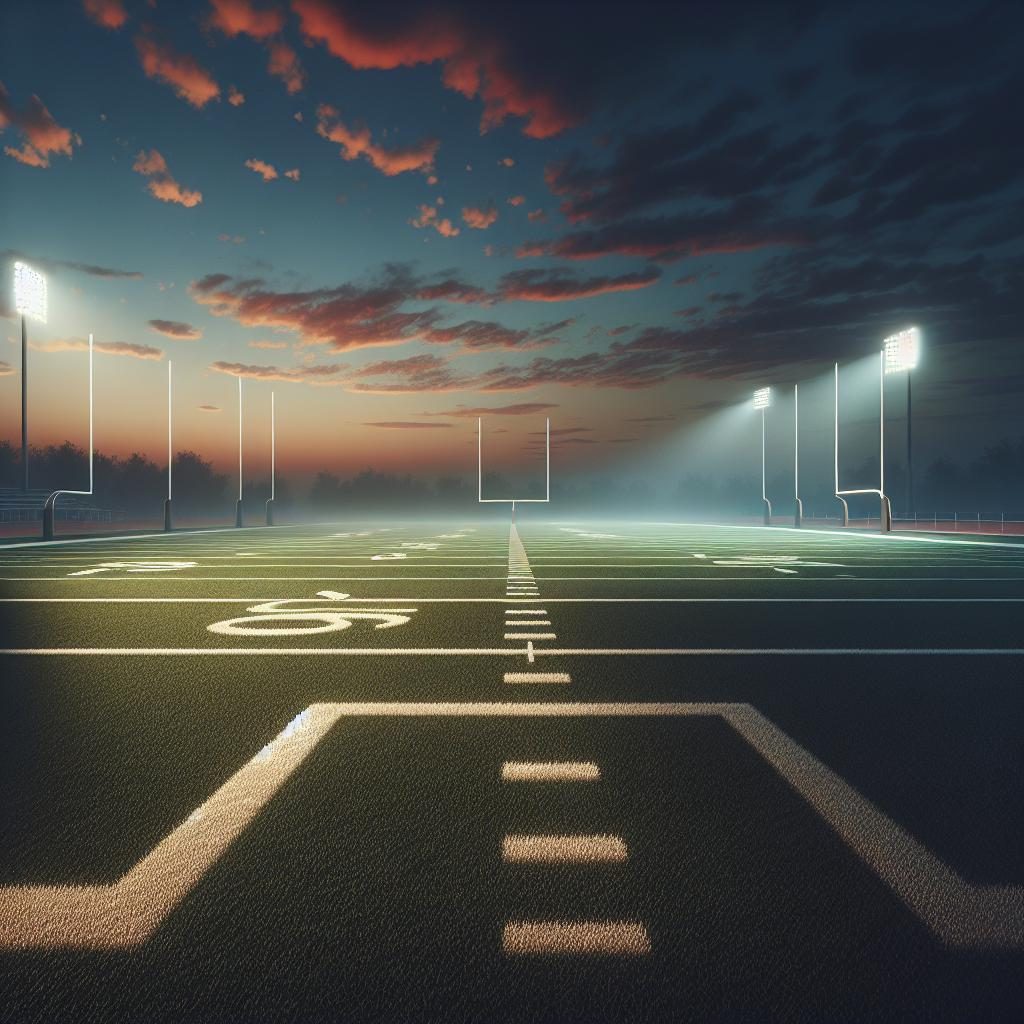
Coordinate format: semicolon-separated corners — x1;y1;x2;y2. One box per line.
316;104;438;176
363;421;453;429
462;202;498;230
268;42;306;94
135;33;220;108
0;81;81;168
425;402;558;417
82;0;127;30
33;338;163;360
148;318;202;340
209;360;346;382
411;204;460;237
1;248;142;279
245;158;279;181
133;149;202;207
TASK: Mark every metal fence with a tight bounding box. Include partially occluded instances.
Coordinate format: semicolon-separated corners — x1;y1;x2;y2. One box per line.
802;511;1024;535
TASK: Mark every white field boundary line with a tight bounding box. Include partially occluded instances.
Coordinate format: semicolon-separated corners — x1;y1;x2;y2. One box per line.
4;597;1024;605
2;701;1019;950
648;520;1024;551
0;523;321;551
10;575;1024;583
4;647;1024;657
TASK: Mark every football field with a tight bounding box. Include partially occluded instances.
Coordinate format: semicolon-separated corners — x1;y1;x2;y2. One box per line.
1;519;1023;1022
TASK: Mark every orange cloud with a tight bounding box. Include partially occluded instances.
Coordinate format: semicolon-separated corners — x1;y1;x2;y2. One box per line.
33;338;163;360
148;318;203;340
527;208;546;222
284;167;300;180
268;41;306;93
462;202;498;230
411;204;460;237
496;267;661;302
207;0;285;39
135;34;220;108
500;156;515;167
0;82;80;168
133;148;203;207
198;404;221;412
363;421;453;429
507;195;525;206
316;104;438;176
425;402;558;417
228;85;246;106
82;0;127;29
209;360;346;382
245;157;279;181
291;0;580;137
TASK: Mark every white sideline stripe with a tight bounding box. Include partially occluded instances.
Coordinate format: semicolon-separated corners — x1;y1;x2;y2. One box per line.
1;700;1022;950
14;577;1024;585
501;760;598;782
0;523;315;551
650;519;1024;551
503;920;650;956
505;620;551;626
504;633;556;640
503;833;627;864
4;647;1024;657
4;597;1024;605
503;672;571;684
504;608;548;614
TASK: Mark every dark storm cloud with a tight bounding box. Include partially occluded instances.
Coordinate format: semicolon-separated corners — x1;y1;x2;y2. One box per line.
521;197;817;263
290;1;820;138
847;2;1018;85
541;94;827;225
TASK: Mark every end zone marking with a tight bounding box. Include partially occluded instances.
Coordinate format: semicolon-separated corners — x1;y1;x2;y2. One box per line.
503;834;627;864
501;761;598;782
503;672;571;684
1;701;1022;950
503;920;650;956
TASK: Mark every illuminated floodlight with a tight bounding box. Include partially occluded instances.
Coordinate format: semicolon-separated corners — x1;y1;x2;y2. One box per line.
14;261;47;323
884;327;920;374
752;387;771;410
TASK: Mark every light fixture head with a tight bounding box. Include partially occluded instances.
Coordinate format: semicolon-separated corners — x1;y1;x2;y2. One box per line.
13;261;47;323
753;387;771;410
883;326;920;374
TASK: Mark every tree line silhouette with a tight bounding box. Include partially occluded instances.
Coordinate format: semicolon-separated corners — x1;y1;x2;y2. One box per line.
2;437;1022;519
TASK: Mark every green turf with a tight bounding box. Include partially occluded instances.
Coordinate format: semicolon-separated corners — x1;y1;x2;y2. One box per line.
1;519;1023;1022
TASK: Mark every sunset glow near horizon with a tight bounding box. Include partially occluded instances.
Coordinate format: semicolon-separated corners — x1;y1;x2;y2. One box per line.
2;0;1022;484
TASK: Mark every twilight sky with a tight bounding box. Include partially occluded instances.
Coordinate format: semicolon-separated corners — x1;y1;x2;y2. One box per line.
1;0;1022;486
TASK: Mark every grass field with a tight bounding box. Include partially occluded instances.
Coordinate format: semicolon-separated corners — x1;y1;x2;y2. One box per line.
1;518;1023;1022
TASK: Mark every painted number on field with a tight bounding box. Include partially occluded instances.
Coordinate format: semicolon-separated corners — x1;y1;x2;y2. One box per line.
68;561;198;577
207;590;417;636
710;554;842;567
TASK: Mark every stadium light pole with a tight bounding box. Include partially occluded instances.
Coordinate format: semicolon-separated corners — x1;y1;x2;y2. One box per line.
164;360;173;531
235;376;244;528
753;387;771;525
14;261;47;493
42;333;93;540
265;390;275;526
793;383;803;528
883;327;920;524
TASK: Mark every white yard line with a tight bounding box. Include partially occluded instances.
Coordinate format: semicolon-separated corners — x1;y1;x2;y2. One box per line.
3;597;1024;604
3;647;1023;656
